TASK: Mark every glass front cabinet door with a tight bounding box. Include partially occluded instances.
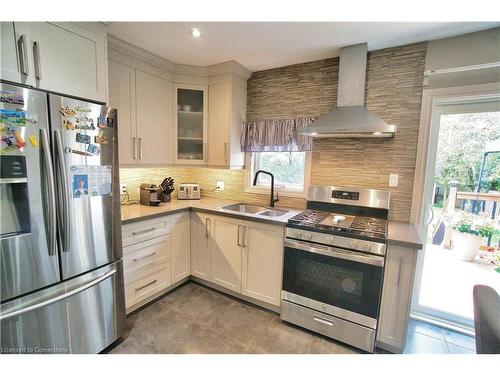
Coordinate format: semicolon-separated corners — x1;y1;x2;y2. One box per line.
173;85;208;164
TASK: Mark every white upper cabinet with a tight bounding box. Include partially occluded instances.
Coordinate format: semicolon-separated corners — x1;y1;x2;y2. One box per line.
108;59;136;165
173;84;208;165
208;76;247;168
3;22;107;103
136;70;173;164
108;54;173;166
1;22;24;84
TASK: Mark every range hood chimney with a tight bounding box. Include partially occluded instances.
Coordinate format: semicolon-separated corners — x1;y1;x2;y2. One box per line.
299;43;396;138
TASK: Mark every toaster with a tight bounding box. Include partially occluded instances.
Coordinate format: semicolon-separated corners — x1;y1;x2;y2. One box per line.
177;183;200;200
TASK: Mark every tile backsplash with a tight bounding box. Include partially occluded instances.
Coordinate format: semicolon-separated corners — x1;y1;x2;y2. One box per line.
120;41;427;222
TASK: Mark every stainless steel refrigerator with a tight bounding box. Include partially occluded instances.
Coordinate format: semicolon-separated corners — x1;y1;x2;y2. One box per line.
0;82;125;354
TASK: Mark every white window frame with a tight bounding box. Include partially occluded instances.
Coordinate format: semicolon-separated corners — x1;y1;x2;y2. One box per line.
244;151;312;198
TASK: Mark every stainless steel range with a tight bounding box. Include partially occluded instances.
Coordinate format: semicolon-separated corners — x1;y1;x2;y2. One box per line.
280;185;390;352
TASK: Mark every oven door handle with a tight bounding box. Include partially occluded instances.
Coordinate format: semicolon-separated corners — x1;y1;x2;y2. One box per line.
284;239;384;267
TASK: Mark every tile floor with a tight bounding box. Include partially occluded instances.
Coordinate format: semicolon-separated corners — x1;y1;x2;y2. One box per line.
105;281;476;354
404;318;476;354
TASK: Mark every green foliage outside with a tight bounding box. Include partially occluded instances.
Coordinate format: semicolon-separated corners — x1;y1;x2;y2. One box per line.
434;112;500;193
254;152;305;189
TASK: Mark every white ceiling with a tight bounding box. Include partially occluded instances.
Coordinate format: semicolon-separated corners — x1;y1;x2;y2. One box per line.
108;22;499;71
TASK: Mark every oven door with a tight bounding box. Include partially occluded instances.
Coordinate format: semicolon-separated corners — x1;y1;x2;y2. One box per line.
282;238;384;329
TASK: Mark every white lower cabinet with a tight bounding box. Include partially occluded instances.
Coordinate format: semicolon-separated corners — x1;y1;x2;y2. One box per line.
376;244;418;353
123;210;285;312
210;216;243;292
190;212;284;305
190;212;211;280
241;221;284;306
123;234;172;311
170;212;191;283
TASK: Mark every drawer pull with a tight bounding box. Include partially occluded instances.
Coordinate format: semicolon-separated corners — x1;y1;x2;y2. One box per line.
135;279;158;291
131;228;156;236
313;316;334;327
132;252;157;262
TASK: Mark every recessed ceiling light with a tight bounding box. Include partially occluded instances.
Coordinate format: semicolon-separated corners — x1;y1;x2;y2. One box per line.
190;28;202;38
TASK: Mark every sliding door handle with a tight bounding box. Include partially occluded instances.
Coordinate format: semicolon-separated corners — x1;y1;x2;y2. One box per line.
132;137;137;160
17;34;29;76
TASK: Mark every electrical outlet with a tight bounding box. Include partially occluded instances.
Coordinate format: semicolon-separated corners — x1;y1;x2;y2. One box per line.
389;174;399;187
120;183;127;194
216;181;224;191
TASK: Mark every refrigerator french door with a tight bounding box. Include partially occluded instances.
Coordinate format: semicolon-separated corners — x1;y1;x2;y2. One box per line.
1;85;60;301
0;82;125;354
48;94;121;279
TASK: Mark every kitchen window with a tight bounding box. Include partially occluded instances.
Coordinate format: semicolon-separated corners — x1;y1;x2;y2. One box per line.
246;151;311;196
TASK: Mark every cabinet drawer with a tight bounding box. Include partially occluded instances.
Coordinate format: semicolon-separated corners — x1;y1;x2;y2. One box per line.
281;300;375;352
122;217;170;246
123;235;171;275
125;262;171;308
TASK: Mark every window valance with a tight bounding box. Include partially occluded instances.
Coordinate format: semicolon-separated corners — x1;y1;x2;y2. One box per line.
240;117;314;152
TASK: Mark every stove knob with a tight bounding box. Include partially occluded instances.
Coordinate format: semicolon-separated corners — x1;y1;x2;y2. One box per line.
294;230;302;239
305;232;312;241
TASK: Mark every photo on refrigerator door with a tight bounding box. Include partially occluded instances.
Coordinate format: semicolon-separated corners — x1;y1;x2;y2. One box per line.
72;174;89;198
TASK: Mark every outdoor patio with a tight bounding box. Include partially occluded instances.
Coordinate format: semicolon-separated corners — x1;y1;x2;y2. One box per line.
418;243;500;324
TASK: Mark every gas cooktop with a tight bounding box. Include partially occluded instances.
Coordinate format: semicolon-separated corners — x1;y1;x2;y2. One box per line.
287;209;387;241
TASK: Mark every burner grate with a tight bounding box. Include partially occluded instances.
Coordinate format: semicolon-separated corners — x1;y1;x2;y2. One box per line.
288;209;387;240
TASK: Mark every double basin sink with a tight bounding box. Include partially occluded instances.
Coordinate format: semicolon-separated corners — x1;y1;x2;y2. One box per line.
220;203;289;217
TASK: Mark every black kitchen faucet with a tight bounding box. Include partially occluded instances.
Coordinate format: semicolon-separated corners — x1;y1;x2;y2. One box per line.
253;170;279;207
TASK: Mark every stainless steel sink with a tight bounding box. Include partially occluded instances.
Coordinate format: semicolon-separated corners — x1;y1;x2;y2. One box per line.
258;209;289;217
221;203;268;215
220;203;289;217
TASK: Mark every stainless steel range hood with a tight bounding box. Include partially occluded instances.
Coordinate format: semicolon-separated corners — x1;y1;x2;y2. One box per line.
300;43;396;138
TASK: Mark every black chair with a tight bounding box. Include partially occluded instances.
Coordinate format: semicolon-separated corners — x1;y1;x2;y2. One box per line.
473;285;500;353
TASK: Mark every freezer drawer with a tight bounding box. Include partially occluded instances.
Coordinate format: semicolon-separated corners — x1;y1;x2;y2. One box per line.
0;261;125;354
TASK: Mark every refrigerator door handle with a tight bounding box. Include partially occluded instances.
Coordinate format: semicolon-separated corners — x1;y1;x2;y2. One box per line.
40;128;57;256
0;269;117;322
54;129;71;252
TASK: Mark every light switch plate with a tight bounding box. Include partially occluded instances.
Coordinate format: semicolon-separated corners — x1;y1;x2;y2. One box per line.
216;181;224;191
389;174;399;187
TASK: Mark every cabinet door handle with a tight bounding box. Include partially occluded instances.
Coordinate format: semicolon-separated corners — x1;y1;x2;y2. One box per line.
131;227;155;236
203;141;207;163
396;256;403;287
243;225;247;247
135;279;157;291
224;142;228;163
132;252;157;262
313;316;334;327
237;225;242;246
17;34;29;76
205;218;210;238
132;137;137;159
33;41;42;80
138;137;143;160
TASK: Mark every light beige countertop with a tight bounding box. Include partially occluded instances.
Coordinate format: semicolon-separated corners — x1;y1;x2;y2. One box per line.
121;198;301;225
121;198;423;250
387;221;423;249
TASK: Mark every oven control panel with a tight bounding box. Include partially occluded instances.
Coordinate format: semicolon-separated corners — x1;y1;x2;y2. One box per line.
331;190;359;201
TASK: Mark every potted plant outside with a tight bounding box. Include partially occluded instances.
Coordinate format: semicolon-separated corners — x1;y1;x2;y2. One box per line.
446;211;499;261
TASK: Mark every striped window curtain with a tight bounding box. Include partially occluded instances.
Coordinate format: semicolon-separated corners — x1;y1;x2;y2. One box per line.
240;117;314;152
